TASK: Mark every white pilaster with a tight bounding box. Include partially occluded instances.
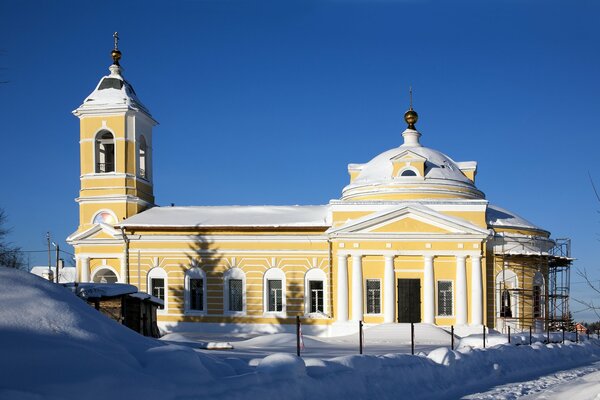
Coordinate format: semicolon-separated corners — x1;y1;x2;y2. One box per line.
471;255;483;325
352;255;363;321
424;255;435;324
336;255;349;322
119;256;127;284
456;255;467;325
384;255;396;323
80;257;90;283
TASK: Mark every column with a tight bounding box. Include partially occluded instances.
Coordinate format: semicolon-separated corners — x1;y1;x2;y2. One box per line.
384;255;396;323
456;255;467;325
423;255;435;324
119;256;127;284
471;255;483;325
336;254;349;322
80;257;90;283
351;254;363;321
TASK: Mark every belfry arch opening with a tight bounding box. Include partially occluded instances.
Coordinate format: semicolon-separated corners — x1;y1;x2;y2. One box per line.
95;131;115;173
138;135;147;179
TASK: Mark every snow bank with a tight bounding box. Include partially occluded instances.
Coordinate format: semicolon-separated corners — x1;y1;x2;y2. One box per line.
1;267;599;400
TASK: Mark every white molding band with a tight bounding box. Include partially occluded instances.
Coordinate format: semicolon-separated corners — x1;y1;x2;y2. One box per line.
455;255;467;325
336;255;348;322
471;255;483;325
351;255;363;321
383;255;395;323
423;255;435;324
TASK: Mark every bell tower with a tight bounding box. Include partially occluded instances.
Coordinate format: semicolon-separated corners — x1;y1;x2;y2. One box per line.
72;33;157;233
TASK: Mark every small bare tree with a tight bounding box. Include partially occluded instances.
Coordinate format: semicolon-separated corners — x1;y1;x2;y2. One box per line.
0;209;25;269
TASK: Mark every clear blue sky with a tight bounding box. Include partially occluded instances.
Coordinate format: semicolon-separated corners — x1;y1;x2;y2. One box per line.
1;0;599;321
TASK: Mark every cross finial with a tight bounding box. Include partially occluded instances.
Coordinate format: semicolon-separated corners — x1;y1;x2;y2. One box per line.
111;32;122;66
113;32;119;51
409;86;413;111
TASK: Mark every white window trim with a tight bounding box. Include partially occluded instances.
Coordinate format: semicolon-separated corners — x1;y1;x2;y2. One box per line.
91;266;120;283
436;279;454;317
365;278;382;315
263;268;286;317
304;268;328;317
94;129;117;175
223;267;246;316
495;270;519;319
184;267;207;316
148;267;168;314
137;134;149;181
397;166;421;178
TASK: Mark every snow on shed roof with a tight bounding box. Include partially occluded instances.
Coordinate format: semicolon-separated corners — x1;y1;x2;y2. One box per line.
486;204;548;233
65;283;138;300
119;205;331;228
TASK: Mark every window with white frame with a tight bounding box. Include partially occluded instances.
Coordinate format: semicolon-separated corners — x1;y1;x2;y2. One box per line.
366;279;381;314
304;268;327;315
184;267;206;314
148;267;167;311
138;135;148;179
224;267;245;314
264;268;285;314
437;280;453;316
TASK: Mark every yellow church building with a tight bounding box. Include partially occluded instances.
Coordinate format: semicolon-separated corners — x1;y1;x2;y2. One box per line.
67;40;570;336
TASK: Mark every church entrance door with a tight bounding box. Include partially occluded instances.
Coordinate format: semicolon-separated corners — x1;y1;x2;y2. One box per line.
397;279;421;323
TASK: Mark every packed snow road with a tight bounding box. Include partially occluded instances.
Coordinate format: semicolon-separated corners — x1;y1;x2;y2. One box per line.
463;361;600;399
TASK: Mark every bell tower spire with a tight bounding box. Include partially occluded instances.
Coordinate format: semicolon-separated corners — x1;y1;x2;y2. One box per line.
401;86;421;147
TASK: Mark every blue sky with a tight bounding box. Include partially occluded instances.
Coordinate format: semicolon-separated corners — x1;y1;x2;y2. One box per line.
1;0;599;320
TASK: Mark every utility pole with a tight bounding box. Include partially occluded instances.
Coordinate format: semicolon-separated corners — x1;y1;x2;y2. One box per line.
55;243;60;283
46;232;52;281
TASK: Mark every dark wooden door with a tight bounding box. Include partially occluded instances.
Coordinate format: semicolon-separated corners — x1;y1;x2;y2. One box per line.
397;279;421;323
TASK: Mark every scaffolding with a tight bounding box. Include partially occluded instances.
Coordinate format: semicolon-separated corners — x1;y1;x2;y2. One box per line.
492;235;571;332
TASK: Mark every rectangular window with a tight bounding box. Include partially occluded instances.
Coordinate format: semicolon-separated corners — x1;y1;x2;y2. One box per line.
189;278;204;311
437;281;453;316
229;279;243;312
268;280;283;312
151;278;165;310
366;279;381;314
309;280;324;313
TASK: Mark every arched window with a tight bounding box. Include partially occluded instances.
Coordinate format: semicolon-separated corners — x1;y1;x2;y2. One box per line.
533;272;544;319
148;267;167;311
138;135;147;179
496;270;518;319
264;268;286;314
95;131;115;173
92;267;119;283
184;267;206;315
400;169;417;177
304;268;327;315
224;268;246;315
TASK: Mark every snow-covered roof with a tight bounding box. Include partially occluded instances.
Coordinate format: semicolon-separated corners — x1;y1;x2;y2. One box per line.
129;291;164;306
65;283;138;300
486;204;548;234
73;64;153;118
119;205;331;228
30;266;76;283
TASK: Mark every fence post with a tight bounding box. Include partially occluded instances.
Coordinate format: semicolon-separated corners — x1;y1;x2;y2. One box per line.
575;329;578;343
296;316;301;357
562;326;565;344
483;325;486;349
411;322;415;355
359;320;363;355
508;326;511;344
547;324;550;343
451;325;454;350
529;326;532;345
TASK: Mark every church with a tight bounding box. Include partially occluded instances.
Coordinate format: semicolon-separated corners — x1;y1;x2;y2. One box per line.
67;38;569;336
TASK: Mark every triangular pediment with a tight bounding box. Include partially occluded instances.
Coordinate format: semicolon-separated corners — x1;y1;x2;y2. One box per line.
327;204;490;237
390;150;427;162
66;223;122;244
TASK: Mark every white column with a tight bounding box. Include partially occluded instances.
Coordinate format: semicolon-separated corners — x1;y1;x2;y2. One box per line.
384;255;396;323
80;257;90;283
119;256;127;284
471;255;483;325
456;255;467;325
336;254;349;322
423;255;435;324
351;255;363;321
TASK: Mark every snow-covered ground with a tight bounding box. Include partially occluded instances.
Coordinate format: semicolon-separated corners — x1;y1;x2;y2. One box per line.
1;267;599;400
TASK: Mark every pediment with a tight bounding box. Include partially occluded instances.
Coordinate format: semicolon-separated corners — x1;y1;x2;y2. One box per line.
66;223;122;243
327;204;490;237
390;150;427;162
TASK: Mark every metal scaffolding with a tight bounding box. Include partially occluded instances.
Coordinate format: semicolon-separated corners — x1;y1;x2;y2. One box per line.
547;238;572;328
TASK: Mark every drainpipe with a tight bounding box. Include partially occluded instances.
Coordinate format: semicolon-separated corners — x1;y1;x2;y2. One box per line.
120;227;130;284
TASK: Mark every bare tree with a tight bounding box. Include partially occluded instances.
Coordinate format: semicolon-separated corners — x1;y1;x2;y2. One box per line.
0;209;25;269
